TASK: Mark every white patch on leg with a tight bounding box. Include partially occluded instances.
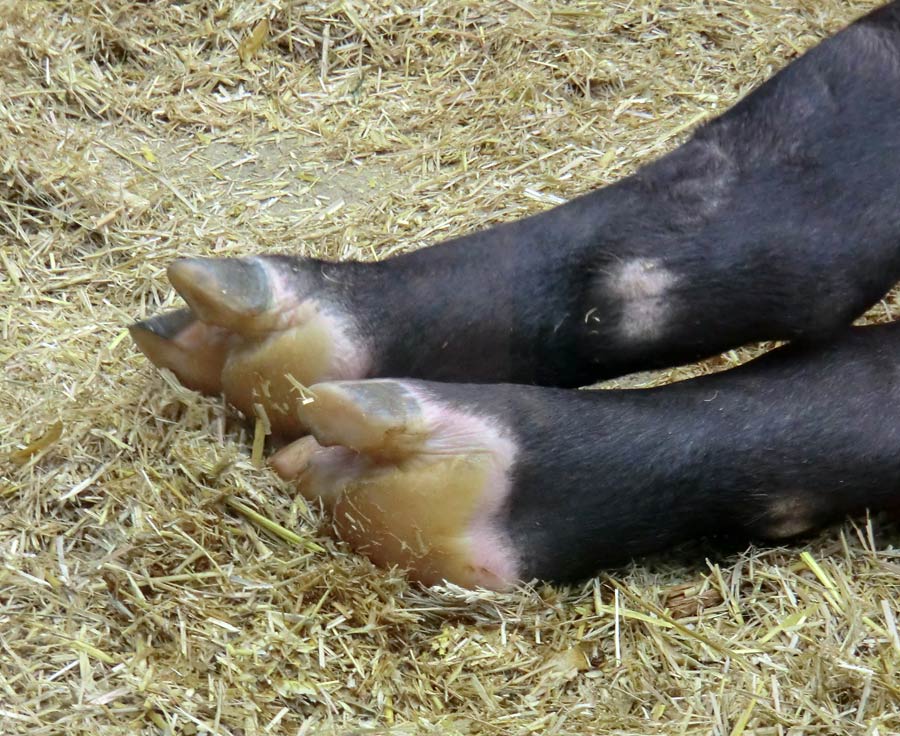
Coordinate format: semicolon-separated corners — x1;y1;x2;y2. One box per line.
606;257;677;342
764;493;818;540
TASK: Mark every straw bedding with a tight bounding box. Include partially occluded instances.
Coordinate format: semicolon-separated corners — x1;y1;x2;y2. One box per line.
2;1;898;733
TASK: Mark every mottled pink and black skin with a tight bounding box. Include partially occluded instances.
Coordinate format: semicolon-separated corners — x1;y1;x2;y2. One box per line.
131;2;900;588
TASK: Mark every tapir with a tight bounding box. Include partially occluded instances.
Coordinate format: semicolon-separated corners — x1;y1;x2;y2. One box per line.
131;1;900;589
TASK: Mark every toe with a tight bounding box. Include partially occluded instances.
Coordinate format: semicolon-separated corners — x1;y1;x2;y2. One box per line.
297;380;430;460
270;436;368;511
167;257;275;335
269;435;320;480
129;308;231;394
135;257;372;433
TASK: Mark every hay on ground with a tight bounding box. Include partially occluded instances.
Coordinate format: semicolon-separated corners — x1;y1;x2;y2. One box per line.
1;1;898;734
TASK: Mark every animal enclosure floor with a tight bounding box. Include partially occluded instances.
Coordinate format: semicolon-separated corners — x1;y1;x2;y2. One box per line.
1;1;899;734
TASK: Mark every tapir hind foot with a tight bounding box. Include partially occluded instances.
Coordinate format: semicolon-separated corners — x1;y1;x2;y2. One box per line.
269;379;522;590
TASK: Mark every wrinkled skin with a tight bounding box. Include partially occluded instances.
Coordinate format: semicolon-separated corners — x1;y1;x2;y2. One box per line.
132;2;900;589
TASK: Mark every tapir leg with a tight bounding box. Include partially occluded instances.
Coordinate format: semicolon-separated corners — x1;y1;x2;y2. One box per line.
134;3;900;390
267;324;900;588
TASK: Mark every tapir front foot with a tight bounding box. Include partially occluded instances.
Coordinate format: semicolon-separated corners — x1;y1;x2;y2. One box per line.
130;256;372;435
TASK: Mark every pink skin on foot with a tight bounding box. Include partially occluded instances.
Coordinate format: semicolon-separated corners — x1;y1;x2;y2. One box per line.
131;256;373;435
271;380;523;590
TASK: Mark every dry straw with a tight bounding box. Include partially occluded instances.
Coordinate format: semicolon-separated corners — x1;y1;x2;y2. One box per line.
1;0;898;734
